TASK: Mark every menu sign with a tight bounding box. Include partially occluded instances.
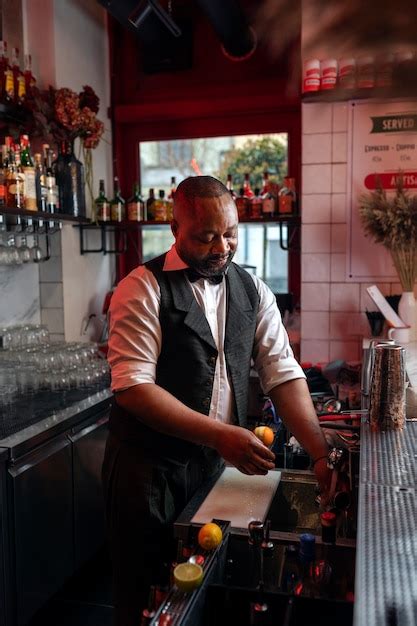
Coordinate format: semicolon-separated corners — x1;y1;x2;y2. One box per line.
347;100;417;281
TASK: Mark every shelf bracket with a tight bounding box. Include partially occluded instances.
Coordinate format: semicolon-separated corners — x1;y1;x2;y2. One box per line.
78;224;104;255
103;227;128;255
278;220;300;252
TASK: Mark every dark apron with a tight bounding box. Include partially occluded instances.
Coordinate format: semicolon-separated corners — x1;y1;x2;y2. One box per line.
102;430;224;626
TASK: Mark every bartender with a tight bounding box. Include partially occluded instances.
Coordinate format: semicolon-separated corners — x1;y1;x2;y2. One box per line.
103;175;331;626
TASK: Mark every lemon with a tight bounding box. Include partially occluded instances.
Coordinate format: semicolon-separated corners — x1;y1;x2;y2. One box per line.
253;425;275;446
197;522;223;551
173;562;204;592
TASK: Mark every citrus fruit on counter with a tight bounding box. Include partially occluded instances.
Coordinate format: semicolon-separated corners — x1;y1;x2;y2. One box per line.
173;562;204;592
197;522;223;551
253;425;275;446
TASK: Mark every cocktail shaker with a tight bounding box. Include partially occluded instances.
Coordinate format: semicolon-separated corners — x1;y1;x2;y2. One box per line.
369;343;406;431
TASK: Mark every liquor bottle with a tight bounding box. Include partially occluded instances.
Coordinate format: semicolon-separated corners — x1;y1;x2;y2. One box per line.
260;171;270;196
261;180;276;218
11;48;24;105
6;143;24;209
243;172;254;199
20;135;37;211
0;146;6;207
34;153;47;212
3;43;13;103
166;176;176;220
46;149;58;213
127;182;144;221
23;54;36;98
236;187;248;220
95;179;110;222
146;188;155;220
278;177;297;214
226;173;236;200
250;188;263;220
110;177;125;222
153;189;167;221
0;41;8;103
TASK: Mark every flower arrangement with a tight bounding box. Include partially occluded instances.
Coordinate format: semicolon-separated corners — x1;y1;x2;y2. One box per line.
27;84;104;149
359;176;417;291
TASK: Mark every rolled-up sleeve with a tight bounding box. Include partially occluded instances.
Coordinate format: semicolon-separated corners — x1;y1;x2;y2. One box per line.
251;276;305;394
107;267;161;392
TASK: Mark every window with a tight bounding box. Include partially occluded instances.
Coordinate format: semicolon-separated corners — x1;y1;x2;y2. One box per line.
139;133;289;293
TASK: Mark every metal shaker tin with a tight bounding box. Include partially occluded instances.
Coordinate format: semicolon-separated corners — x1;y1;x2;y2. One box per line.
369;343;406;431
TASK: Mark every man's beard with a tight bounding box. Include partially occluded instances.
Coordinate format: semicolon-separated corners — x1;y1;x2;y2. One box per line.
186;251;235;277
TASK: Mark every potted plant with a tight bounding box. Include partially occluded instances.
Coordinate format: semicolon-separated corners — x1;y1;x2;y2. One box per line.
359;176;417;338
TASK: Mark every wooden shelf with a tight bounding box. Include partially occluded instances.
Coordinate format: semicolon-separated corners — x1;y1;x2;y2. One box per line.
302;85;417;103
1;207;90;224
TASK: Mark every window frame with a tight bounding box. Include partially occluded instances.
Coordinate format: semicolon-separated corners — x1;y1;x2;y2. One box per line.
113;101;301;302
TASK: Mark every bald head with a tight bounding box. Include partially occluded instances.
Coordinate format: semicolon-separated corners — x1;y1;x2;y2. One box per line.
170;176;238;278
173;176;230;220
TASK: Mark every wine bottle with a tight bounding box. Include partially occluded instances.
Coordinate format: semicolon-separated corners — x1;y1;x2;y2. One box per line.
127;182;144;221
95;179;110;222
110;177;125;222
20;135;37;211
146;188;155;220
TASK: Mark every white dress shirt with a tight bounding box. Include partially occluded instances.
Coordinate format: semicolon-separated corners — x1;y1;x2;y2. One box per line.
108;245;305;424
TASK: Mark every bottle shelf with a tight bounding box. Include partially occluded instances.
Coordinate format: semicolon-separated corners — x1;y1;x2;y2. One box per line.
74;215;301;255
75;215;300;229
0;206;90;223
302;85;417;103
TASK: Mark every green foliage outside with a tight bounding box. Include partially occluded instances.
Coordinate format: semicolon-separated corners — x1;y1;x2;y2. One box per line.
216;136;288;191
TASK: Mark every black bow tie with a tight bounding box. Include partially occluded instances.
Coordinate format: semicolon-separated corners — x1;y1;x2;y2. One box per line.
185;268;224;285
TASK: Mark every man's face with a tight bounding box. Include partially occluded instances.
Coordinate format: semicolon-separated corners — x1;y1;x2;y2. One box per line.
172;194;238;277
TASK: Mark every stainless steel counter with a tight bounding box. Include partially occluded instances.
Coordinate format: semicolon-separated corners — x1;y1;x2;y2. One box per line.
0;387;112;459
354;421;417;626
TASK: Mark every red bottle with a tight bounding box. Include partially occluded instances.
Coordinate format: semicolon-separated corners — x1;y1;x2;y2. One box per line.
243;172;254;199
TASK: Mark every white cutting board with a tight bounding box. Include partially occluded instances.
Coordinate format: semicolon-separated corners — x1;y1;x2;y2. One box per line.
191;466;281;529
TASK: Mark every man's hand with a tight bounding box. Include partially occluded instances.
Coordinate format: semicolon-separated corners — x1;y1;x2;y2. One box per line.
313;457;332;508
215;424;276;475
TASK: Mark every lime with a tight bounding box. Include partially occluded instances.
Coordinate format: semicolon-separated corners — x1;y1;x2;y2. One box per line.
173;562;204;592
197;522;223;551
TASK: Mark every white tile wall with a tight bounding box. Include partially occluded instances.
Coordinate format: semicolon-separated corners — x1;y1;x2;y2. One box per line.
332;103;349;132
39;255;63;283
302;164;332;194
302;103;333;134
301;101;410;363
302;133;332;164
331;224;347;253
331;194;346;223
41;308;65;334
330;283;360;312
302;283;330;311
332;133;348;163
303;224;331;253
301;339;330;363
40;282;64;309
301;311;329;339
302;195;331;224
331;164;347;193
330;253;347;281
302;253;330;282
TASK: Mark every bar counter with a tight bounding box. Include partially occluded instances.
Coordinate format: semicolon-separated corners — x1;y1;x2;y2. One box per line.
0;387;112;459
355;421;417;626
0;386;113;626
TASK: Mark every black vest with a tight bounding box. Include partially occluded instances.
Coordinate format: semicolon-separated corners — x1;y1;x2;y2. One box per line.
109;254;260;464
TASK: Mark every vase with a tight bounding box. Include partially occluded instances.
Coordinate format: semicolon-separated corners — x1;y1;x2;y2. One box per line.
54;140;86;218
397;291;416;342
